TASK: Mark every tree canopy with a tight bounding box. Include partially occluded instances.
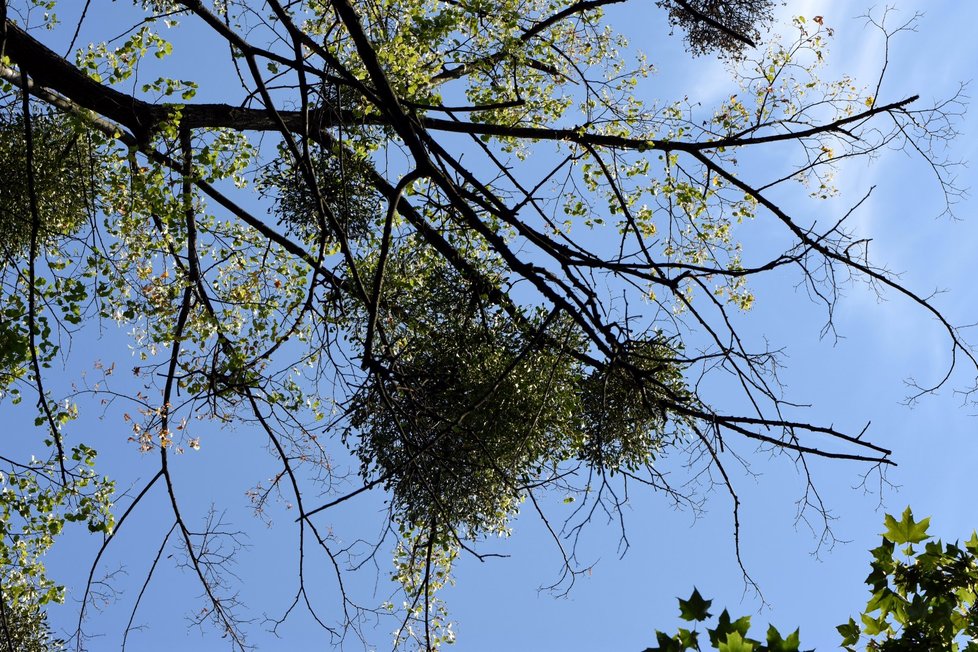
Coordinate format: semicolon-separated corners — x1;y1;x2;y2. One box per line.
0;0;970;648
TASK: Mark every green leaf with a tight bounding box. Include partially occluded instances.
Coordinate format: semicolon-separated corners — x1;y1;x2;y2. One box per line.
765;625;801;652
645;631;683;652
861;612;888;636
882;507;930;545
965;531;978;554
678;587;713;622
718;631;755;652
836;618;860;646
866;587;907;620
677;628;698;649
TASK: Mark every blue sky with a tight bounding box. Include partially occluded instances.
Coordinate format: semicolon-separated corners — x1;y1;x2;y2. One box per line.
9;0;978;650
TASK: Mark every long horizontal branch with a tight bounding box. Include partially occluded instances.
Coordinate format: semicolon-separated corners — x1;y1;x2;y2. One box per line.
2;20;350;138
3;19;917;157
417;95;918;152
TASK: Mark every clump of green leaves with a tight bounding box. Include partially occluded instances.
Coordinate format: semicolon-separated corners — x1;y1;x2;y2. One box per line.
838;507;978;651
657;0;775;57
349;244;695;540
349;251;585;536
577;337;692;473
651;509;978;651
0;447;114;615
0;108;96;264
0;595;65;652
259;141;382;243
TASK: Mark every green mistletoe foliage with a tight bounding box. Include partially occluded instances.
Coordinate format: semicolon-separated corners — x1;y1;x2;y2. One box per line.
0;108;97;264
0;598;65;652
657;0;775;57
